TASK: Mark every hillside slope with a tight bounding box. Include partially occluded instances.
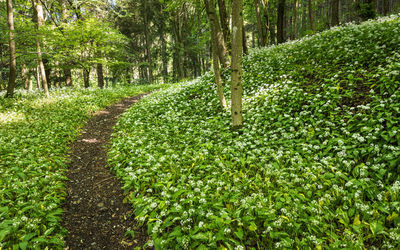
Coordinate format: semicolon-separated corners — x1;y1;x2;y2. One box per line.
109;16;400;249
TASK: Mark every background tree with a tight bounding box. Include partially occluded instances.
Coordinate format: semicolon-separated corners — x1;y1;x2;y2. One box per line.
5;0;16;98
231;0;244;127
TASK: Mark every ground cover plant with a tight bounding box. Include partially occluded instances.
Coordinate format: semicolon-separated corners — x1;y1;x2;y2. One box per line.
109;16;400;249
0;85;161;249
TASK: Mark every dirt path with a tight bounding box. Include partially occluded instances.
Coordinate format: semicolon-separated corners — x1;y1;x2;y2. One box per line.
62;94;149;249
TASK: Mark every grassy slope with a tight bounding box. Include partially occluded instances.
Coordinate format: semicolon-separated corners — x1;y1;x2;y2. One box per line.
109;16;400;249
0;85;161;249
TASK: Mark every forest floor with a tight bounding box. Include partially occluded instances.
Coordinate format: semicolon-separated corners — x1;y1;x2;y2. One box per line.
62;94;150;249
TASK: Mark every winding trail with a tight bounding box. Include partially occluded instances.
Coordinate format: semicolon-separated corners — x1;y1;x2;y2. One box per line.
62;94;149;249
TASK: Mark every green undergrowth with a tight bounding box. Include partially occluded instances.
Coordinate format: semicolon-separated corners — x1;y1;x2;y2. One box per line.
0;85;161;249
109;15;400;249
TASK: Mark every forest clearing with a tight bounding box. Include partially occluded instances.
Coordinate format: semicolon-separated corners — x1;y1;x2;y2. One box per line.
1;0;400;249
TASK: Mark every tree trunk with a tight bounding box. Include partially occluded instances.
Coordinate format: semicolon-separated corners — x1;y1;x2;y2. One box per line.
242;20;248;54
346;0;352;22
83;69;90;88
260;0;270;45
32;0;49;96
231;0;244;128
22;63;29;89
292;0;298;39
277;0;286;43
255;0;265;46
308;0;315;33
44;59;51;88
36;66;41;89
204;0;227;109
6;0;16;98
204;0;229;68
97;63;104;89
217;0;231;50
54;61;60;88
65;68;72;86
331;0;340;26
61;0;72;86
161;30;168;83
28;71;33;91
143;0;153;84
383;0;390;15
172;15;184;80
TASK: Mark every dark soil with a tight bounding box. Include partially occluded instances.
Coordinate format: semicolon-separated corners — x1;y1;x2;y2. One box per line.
62;94;150;249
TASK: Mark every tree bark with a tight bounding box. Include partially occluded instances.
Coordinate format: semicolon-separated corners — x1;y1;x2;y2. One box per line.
36;66;41;89
204;0;229;68
83;69;90;88
32;0;49;96
308;0;315;33
292;0;298;39
160;24;168;83
277;0;286;43
231;0;243;128
242;20;248;54
6;0;16;98
61;0;73;86
143;0;153;84
97;63;104;89
383;0;390;15
217;0;231;50
28;71;33;91
331;0;340;26
254;0;265;46
204;0;227;109
172;14;184;80
22;63;29;89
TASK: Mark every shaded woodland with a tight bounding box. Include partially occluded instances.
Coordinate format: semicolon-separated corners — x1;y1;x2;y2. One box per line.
2;0;399;96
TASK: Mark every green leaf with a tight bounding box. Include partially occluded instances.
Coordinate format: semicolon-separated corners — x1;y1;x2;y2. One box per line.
369;221;384;236
234;227;244;240
191;233;208;241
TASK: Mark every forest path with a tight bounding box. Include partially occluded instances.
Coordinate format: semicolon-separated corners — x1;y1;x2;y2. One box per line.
62;94;149;249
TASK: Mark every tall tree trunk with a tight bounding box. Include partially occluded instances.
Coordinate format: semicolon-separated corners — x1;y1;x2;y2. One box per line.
292;0;298;39
231;0;244;128
242;20;248;54
331;0;340;26
22;63;29;89
204;0;227;109
61;0;72;86
383;0;390;14
308;0;315;33
204;0;229;68
83;69;90;88
44;59;51;88
255;0;265;46
172;15;184;80
260;0;270;45
161;29;168;83
346;0;352;21
6;0;16;98
32;0;49;96
28;70;33;91
36;66;41;89
143;0;153;84
54;61;60;88
277;0;286;43
97;63;104;89
217;0;231;50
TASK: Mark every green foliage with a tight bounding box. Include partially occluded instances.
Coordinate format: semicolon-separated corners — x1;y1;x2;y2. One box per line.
0;85;161;249
109;16;400;248
50;17;129;72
